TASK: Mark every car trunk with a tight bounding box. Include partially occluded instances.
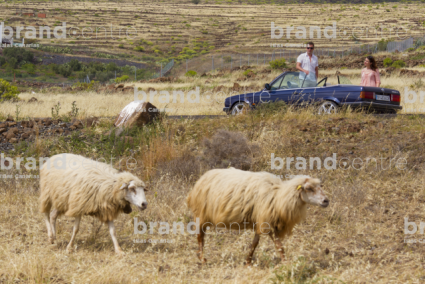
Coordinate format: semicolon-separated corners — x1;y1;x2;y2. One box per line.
359;87;401;105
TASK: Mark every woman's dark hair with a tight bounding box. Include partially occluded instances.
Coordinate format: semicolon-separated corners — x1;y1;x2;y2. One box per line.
366;56;377;71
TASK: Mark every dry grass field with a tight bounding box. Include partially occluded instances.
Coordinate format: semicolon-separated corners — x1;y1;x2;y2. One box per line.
3;62;425;117
1;1;425;283
1;107;425;283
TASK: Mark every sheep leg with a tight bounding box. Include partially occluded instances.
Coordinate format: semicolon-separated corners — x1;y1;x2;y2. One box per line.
49;209;59;244
66;216;81;253
245;233;260;266
269;232;285;262
108;221;124;255
196;229;206;263
43;212;53;244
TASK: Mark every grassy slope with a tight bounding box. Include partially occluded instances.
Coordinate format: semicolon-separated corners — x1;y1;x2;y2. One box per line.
1;109;425;283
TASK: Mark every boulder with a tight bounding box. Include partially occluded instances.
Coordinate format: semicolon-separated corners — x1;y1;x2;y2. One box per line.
28;97;38;103
6;116;14;122
114;101;160;128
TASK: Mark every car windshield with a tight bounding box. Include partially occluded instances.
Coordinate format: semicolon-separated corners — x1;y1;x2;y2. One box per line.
338;75;353;85
269;72;327;90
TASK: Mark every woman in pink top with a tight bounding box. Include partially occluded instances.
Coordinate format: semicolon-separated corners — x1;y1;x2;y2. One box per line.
361;56;381;87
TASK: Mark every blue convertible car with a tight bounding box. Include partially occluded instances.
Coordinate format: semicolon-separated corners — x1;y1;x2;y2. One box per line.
223;71;402;115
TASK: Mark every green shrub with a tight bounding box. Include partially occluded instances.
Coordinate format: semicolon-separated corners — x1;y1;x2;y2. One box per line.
134;46;145;52
383;57;393;67
243;69;255;77
223;56;232;63
377;38;390;51
0;56;5;66
185;70;197;77
69;59;82;71
391;60;406;68
22;63;36;75
118;44;124;49
406;47;415;52
269;58;287;69
115;75;130;83
0;79;19;102
192;0;201;4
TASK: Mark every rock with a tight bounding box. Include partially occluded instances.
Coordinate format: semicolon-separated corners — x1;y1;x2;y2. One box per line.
69;126;77;130
6;132;16;140
83;117;99;127
8;122;17;127
72;120;83;129
9;138;18;143
21;133;31;139
116;84;124;89
114;101;160;128
0;128;6;134
0;123;7;128
6;116;14;121
147;87;155;92
28;97;38;103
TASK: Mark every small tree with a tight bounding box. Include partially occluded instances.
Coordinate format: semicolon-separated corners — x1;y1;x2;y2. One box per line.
192;0;201;3
0;79;20;102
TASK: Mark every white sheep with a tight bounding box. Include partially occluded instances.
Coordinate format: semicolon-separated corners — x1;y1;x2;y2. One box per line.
186;168;329;265
39;153;148;255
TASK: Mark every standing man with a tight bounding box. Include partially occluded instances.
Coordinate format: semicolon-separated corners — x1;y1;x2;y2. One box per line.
296;42;318;88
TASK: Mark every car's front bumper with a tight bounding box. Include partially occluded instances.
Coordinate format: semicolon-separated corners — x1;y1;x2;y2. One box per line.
346;101;402;111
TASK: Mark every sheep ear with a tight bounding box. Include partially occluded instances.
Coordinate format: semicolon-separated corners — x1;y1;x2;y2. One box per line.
128;181;136;189
120;183;128;190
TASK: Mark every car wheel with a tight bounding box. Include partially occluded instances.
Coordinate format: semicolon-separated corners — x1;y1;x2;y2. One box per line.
318;101;338;115
231;102;250;115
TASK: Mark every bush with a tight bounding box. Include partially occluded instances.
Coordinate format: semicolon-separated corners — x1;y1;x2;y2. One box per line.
69;59;82;71
22;63;36;75
0;56;5;66
185;70;197;77
0;79;19;102
377;38;390;51
115;75;129;83
3;47;34;65
192;0;201;3
406;47;415;52
201;129;260;171
383;57;393;67
269;58;287;69
134;46;145;52
243;69;255;77
392;60;406;68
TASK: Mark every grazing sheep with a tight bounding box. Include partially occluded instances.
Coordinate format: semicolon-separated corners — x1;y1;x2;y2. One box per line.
39;153;148;255
186;168;329;265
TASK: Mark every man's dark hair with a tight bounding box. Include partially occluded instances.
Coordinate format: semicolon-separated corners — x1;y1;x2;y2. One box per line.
306;42;314;47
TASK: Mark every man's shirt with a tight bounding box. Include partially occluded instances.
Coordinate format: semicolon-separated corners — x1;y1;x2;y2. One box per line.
297;52;318;82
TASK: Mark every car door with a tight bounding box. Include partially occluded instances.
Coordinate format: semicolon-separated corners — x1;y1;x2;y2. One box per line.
255;74;284;103
298;77;328;105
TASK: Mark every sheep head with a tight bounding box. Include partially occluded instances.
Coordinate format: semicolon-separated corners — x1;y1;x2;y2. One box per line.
120;181;148;211
298;177;329;208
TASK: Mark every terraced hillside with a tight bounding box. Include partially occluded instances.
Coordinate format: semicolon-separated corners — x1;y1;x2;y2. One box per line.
1;1;425;66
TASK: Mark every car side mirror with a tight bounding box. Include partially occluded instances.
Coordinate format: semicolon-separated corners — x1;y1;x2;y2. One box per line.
265;83;271;90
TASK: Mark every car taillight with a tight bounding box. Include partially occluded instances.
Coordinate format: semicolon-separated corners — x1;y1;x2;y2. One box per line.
360;91;374;99
391;94;400;102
